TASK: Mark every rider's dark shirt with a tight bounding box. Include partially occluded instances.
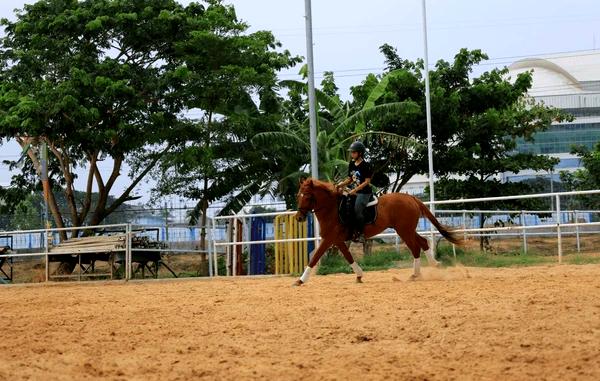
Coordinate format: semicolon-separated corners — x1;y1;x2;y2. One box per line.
347;160;373;194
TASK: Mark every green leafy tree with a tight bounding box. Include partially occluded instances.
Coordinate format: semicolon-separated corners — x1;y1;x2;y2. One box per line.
0;0;207;237
150;7;300;249
0;0;288;272
9;193;43;230
349;45;569;201
347;46;569;250
560;142;600;210
252;70;421;207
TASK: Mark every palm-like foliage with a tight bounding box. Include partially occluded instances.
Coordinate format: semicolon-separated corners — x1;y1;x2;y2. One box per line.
252;70;423;202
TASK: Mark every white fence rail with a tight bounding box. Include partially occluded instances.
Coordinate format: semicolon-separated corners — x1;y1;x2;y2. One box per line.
209;189;600;272
1;189;599;283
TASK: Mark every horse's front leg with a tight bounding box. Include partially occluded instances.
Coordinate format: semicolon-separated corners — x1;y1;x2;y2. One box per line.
293;239;331;286
336;241;363;283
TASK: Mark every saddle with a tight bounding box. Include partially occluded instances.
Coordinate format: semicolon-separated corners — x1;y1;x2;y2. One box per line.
338;192;378;228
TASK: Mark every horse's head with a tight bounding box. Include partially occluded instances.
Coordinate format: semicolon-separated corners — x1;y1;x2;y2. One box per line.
295;177;315;222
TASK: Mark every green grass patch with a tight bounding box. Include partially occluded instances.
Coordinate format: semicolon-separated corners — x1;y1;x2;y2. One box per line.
435;245;551;268
317;250;410;275
563;254;600;265
316;244;600;276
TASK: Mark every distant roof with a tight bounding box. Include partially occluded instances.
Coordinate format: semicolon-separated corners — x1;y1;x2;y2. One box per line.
508;50;600;96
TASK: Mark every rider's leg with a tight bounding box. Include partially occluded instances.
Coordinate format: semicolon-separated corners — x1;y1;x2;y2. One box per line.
354;193;370;241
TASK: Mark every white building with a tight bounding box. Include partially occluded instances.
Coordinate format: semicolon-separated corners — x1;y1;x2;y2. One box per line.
504;50;600;182
405;51;600;195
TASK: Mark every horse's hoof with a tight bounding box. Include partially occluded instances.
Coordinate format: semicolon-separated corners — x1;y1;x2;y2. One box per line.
292;280;303;287
409;274;422;281
356;276;363;284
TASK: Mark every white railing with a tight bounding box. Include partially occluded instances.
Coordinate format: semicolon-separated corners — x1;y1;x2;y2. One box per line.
0;223;132;281
2;189;599;283
209;189;600;271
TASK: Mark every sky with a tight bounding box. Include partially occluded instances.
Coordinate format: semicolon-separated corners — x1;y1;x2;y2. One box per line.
1;0;600;204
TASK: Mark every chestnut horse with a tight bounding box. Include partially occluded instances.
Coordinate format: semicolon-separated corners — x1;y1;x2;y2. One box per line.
293;178;462;286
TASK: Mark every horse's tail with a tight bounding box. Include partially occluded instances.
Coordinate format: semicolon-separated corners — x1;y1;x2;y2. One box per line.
416;197;463;246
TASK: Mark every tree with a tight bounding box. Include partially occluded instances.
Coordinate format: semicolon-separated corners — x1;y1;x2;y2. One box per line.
348;45;428;192
0;0;287;272
348;46;569;201
0;0;190;235
345;46;570;250
149;4;300;251
8;193;43;231
251;70;421;207
560;142;600;210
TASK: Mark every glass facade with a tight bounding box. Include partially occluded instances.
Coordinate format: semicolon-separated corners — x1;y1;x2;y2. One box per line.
516;122;600;154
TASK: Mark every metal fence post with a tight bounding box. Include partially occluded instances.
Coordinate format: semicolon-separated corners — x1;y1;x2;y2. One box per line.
575;210;581;253
462;210;467;241
212;217;218;276
207;218;213;277
556;195;562;263
521;210;527;255
232;216;238;276
44;225;49;282
126;224;132;280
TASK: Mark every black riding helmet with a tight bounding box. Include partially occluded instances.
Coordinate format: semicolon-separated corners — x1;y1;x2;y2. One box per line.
348;141;366;155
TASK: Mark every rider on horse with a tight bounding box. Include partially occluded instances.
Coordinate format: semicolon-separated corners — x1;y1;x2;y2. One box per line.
336;141;373;243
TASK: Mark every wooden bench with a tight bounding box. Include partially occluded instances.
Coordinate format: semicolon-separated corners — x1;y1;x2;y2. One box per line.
0;246;12;284
48;235;126;280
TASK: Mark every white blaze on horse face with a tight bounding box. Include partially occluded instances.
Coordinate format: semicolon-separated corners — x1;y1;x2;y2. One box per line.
298;192;313;212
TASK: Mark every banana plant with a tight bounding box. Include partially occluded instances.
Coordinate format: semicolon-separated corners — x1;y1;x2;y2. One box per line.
252;69;424;197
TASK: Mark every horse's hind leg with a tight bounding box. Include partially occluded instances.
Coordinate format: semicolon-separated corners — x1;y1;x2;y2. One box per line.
398;233;423;280
417;233;441;267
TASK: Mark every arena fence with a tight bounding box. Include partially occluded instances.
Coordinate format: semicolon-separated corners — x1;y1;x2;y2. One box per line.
1;189;599;283
210;189;600;273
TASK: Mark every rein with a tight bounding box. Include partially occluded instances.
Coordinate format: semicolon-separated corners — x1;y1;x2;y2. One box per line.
298;191;331;215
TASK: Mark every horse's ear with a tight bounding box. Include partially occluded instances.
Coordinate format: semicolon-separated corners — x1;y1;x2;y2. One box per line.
298;176;307;185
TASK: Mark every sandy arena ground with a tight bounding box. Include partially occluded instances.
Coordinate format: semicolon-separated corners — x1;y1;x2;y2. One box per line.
1;264;600;381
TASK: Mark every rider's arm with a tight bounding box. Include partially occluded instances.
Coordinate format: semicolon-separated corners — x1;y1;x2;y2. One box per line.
337;177;352;188
349;177;371;194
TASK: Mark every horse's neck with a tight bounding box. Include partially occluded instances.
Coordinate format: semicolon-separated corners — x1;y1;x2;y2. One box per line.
313;185;338;223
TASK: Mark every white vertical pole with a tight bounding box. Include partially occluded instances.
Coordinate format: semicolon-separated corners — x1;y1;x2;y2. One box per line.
225;220;231;276
521;210;527;255
556;195;562;263
462;210;467;241
232;217;238;276
243;216;250;275
422;0;436;258
212;217;218;276
304;0;320;245
44;227;49;282
207;217;213;277
575;210;581;253
126;224;132;280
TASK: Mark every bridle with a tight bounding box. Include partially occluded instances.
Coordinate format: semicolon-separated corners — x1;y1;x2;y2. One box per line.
297;191;325;217
297;192;314;217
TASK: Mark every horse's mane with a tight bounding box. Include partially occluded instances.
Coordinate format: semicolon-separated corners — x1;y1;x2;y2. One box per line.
304;178;337;196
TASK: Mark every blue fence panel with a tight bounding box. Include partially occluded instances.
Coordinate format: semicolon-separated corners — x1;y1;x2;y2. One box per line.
249;217;266;275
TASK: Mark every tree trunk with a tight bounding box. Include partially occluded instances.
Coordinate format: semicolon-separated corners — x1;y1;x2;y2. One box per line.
198;197;209;276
